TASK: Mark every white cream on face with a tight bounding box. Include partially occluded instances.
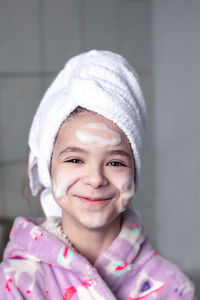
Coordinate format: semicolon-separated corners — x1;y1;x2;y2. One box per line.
117;175;135;213
76;174;135;228
53;170;111;228
53;172;76;200
120;176;135;200
78;213;108;229
75;122;121;146
76;175;135;228
51;113;135;231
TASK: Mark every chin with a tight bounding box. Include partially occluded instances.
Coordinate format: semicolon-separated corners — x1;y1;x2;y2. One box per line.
81;212;122;230
80;216;108;229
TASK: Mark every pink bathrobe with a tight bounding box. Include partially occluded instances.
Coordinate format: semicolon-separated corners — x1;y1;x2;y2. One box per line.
0;209;196;299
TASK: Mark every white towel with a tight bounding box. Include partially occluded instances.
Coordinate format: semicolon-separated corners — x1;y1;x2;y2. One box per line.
28;50;147;217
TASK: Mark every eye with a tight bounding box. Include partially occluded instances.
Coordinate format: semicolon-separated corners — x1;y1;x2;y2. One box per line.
65;158;83;164
107;161;126;167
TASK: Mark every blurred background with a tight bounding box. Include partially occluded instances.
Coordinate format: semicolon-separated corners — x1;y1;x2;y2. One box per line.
0;0;199;293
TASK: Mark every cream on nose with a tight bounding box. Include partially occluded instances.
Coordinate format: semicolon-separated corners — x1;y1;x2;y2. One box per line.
83;167;108;189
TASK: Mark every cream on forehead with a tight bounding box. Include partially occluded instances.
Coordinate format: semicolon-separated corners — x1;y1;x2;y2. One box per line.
83;122;111;130
75;122;121;146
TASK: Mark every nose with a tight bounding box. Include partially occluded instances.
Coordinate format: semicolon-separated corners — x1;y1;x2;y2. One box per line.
83;166;108;189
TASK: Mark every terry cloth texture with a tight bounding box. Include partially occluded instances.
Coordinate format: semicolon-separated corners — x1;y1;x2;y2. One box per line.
0;209;196;299
28;50;147;216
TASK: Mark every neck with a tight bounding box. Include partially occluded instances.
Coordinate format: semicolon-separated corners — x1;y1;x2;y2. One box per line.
62;212;122;264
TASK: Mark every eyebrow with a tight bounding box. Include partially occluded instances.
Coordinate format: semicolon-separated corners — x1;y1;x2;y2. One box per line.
59;147;131;159
59;146;89;156
107;150;131;159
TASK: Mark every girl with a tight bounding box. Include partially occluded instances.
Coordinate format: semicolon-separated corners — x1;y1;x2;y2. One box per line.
0;50;196;299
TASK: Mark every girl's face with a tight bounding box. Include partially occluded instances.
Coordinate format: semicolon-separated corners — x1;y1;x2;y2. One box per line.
51;111;135;229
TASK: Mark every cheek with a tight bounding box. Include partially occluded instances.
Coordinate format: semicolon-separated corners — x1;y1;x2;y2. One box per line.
114;174;135;211
120;176;135;200
52;170;78;200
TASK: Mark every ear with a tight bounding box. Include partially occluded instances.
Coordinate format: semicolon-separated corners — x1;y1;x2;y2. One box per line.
28;151;43;196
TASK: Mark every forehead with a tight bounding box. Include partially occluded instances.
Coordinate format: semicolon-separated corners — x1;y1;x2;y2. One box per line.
52;111;134;168
57;111;130;146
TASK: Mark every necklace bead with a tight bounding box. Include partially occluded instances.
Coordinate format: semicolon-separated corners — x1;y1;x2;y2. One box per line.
61;227;76;251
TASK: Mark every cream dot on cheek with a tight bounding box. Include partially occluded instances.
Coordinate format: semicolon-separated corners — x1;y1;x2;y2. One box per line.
122;177;135;200
117;176;135;213
52;172;75;200
53;178;67;200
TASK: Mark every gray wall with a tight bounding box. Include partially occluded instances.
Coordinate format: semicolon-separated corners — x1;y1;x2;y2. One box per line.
0;0;199;292
152;0;200;291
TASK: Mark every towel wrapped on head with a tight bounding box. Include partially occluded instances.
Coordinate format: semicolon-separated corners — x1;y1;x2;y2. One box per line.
28;50;147;217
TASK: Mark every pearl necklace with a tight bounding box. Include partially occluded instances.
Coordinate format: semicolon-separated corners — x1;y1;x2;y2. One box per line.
61;227;77;252
40;217;77;252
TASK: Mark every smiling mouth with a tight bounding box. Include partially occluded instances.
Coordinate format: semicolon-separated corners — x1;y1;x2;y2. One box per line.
76;196;112;205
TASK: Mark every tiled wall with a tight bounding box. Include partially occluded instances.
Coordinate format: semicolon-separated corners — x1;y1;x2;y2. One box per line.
1;0;199;292
0;0;154;242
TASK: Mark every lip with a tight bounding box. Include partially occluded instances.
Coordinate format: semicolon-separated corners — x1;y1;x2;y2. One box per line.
76;196;112;205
